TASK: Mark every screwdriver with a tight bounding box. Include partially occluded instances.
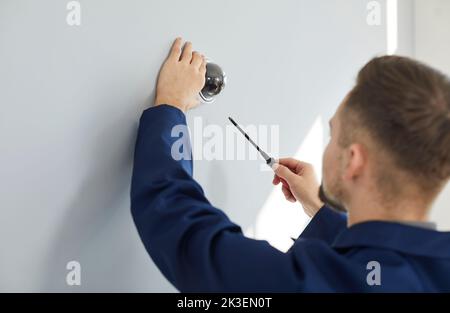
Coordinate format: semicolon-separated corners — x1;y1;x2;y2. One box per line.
228;117;277;168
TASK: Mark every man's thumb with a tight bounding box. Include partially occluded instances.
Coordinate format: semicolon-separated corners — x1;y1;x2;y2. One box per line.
272;163;295;182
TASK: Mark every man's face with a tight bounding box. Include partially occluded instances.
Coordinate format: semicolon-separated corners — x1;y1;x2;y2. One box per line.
319;98;348;212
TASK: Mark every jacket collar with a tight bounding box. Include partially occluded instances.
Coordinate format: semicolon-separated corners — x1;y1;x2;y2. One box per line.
332;221;450;259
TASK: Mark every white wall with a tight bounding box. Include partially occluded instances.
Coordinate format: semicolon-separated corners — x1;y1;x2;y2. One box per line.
0;0;415;291
414;0;450;230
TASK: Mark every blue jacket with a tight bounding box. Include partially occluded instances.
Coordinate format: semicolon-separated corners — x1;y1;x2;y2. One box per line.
130;105;450;292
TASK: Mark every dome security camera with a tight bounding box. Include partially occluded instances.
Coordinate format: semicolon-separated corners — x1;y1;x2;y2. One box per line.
199;60;227;104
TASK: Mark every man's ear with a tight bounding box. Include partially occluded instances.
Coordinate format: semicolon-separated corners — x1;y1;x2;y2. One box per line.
343;143;366;181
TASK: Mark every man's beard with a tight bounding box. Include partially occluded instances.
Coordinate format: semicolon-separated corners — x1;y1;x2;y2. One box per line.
318;183;347;213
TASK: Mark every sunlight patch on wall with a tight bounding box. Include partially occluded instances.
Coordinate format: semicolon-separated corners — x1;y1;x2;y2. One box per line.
244;116;325;252
387;0;398;55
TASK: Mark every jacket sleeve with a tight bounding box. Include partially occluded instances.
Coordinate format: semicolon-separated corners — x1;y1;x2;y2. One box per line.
130;105;319;292
297;206;347;245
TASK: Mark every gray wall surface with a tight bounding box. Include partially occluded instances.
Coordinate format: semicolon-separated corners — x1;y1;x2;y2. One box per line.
0;0;422;292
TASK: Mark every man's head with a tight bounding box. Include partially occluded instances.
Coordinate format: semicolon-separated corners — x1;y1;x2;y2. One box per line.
320;56;450;217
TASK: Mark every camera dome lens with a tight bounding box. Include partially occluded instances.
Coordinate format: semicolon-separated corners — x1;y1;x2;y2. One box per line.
199;62;226;103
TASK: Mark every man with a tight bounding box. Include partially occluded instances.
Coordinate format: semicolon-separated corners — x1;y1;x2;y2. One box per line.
130;37;450;292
